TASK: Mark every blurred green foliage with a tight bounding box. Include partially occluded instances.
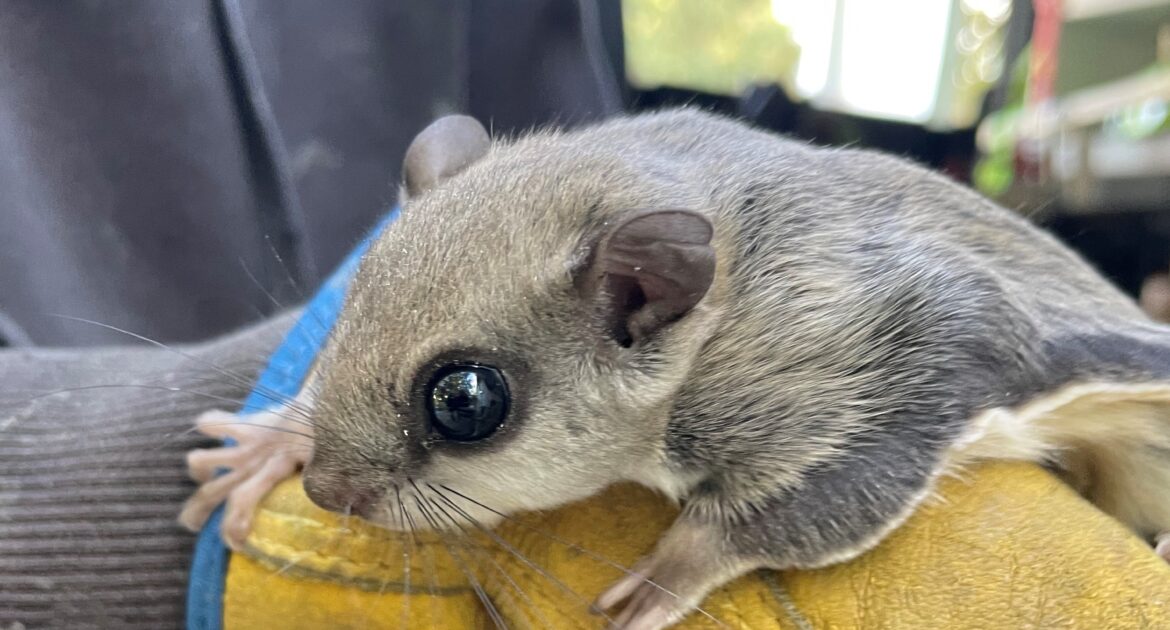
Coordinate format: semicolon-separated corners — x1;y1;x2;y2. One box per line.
622;0;800;96
972;47;1029;197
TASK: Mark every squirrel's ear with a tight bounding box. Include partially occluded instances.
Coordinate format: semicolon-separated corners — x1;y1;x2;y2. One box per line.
577;209;716;347
401;115;490;199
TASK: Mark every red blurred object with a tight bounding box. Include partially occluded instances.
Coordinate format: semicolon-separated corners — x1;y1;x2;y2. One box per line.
1028;0;1063;104
1015;0;1063;184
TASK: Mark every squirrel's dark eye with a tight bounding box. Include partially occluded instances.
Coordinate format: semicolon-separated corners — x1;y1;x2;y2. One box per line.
427;364;509;441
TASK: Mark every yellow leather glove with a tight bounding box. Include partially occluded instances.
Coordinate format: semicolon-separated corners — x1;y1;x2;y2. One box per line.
223;461;1170;629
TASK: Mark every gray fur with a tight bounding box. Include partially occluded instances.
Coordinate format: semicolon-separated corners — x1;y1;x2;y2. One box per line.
301;108;1170;626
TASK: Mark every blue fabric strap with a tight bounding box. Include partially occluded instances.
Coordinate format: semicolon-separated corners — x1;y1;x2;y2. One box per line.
186;209;398;630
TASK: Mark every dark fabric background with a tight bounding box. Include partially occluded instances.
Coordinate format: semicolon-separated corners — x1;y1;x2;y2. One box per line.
0;0;622;347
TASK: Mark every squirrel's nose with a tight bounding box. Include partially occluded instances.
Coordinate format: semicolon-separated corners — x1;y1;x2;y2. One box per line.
302;468;382;519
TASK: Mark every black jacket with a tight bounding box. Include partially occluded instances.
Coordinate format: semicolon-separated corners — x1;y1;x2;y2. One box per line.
0;0;622;347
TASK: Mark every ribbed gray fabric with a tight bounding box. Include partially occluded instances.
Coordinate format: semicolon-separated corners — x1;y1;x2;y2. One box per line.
1;312;295;629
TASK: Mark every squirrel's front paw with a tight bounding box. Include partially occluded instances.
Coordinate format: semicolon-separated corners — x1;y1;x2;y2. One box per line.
179;406;313;550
